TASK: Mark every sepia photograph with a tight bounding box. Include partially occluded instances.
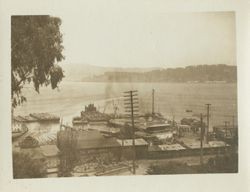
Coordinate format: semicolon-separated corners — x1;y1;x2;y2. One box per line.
10;11;239;179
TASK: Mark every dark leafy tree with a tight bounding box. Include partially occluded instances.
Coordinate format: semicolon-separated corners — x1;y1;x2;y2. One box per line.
146;152;238;175
57;130;78;177
147;161;197;175
13;152;47;178
202;152;238;173
11;15;65;107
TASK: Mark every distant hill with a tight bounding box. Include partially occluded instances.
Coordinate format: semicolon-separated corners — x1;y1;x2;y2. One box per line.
60;63;160;82
79;64;237;83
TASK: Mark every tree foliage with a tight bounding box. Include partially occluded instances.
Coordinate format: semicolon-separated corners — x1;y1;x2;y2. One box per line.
147;161;197;175
57;130;78;177
147;152;238;175
11;15;65;107
202;153;238;173
13;152;47;179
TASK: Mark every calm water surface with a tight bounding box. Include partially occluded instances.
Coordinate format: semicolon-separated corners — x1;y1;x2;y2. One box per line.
14;81;237;129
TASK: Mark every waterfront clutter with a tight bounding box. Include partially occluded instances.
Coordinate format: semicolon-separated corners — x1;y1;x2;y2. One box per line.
12;102;237;177
73;104;110;126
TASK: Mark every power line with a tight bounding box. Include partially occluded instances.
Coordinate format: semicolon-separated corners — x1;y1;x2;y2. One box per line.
205;104;211;144
200;113;204;166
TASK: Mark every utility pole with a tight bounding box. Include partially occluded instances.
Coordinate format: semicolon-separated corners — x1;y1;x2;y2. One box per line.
11;107;14;131
60;118;63;131
200;113;204;166
224;121;229;136
124;90;139;175
205;104;211;144
152;89;155;115
232;115;235;129
172;115;175;128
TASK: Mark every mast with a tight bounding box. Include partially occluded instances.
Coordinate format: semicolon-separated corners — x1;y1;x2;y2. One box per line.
152;89;155;115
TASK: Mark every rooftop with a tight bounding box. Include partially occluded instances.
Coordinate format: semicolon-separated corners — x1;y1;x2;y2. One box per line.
184;142;210;149
158;144;186;151
153;132;173;140
208;141;229;147
183;140;229;149
116;138;148;146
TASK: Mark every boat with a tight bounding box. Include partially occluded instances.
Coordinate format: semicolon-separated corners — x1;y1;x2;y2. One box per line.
145;123;172;133
29;113;60;122
14;113;60;123
72;104;110;126
72;116;88;125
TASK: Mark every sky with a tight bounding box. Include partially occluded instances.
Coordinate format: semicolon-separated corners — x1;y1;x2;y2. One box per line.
58;10;236;68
